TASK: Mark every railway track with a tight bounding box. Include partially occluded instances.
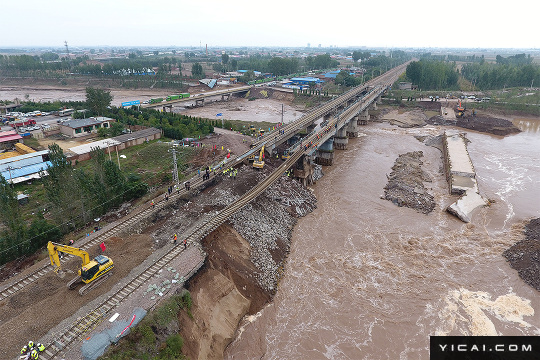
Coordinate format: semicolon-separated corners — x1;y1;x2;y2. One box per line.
38;79;400;358
0;62;408;303
39;150;304;359
0;177;201;302
5;64;410;358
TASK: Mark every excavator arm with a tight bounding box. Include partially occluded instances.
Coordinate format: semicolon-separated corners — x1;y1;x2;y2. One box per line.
47;241;91;273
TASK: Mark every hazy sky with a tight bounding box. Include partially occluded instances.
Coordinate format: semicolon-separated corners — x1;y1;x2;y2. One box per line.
3;0;538;49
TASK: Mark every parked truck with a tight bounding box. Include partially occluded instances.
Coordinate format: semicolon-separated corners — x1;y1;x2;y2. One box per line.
10;119;36;128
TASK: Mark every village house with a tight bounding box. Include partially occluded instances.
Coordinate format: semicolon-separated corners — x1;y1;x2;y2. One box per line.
58;117;115;138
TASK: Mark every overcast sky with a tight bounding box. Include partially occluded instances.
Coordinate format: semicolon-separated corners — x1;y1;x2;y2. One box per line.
3;0;538;49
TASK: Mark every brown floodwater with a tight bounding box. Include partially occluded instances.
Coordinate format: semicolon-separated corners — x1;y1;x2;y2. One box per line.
225;120;540;359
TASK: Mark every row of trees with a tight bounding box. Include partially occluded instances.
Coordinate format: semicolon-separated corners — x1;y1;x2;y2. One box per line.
108;106;214;140
42;145;148;232
0;145;148;264
461;62;540;89
406;60;459;90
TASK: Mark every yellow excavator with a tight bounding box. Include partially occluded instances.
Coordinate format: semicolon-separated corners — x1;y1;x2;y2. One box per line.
47;241;114;295
253;145;265;169
456;99;466;117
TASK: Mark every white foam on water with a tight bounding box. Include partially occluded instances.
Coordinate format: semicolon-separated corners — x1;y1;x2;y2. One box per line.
434;288;536;336
481;153;530;226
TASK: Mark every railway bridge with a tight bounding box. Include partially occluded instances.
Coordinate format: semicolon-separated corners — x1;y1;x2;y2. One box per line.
141;85;252;111
2;62;409;360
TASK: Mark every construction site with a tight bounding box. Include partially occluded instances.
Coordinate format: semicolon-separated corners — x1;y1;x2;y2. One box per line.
1;64;537;359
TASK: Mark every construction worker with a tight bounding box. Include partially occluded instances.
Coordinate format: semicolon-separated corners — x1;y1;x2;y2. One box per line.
151;200;155;209
36;343;45;352
21;344;29;355
28;341;35;350
183;238;187;249
30;349;39;359
233;169;237;180
173;233;177;244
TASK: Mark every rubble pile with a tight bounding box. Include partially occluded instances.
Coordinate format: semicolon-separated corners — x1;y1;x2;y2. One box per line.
503;218;540;290
383;151;436;214
229;176;317;292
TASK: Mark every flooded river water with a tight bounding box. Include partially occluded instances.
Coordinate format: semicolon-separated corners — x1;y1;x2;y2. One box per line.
225;119;540;359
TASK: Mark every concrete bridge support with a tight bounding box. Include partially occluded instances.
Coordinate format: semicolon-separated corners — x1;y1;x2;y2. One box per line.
333;126;348;150
347;117;359;138
294;154;316;186
306;123;316;134
370;101;377;111
376;95;383;104
316;138;334;166
195;98;205;107
162;105;173;113
358;109;369;125
221;94;230;101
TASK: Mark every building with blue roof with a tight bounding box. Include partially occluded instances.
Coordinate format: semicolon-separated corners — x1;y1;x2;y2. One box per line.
0;150;50;184
290;77;323;85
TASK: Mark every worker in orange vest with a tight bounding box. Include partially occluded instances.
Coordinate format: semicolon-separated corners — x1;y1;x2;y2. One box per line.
173;233;177;244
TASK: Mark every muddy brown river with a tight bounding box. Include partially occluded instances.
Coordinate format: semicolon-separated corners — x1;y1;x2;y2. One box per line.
225;119;540;359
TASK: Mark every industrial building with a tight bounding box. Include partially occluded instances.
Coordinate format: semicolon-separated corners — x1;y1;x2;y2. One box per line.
0;150;51;184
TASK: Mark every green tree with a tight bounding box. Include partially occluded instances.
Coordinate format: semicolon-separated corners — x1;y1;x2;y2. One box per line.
109;122;125;137
191;62;204;78
335;70;359;87
41;143;82;231
85;87;113;116
41;52;59;62
97;127;109;138
0;174;27;256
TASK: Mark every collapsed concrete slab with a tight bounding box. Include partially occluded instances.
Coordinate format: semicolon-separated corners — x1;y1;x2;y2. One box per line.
442;131;488;222
447;188;488;223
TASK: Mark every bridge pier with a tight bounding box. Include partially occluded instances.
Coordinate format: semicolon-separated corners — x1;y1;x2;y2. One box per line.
333;126;348;150
195;98;205;107
162;105;173;113
316;138;334;166
294;154;316;186
358;109;369;125
221;94;230;101
306;123;316;134
347;117;359;138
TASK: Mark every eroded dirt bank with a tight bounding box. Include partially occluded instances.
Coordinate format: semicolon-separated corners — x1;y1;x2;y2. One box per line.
179;176;317;360
503;218;540;290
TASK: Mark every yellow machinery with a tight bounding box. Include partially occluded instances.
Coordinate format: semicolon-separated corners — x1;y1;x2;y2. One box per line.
249;124;256;132
456;99;466;117
253;145;265;169
281;149;290;160
47;241;114;295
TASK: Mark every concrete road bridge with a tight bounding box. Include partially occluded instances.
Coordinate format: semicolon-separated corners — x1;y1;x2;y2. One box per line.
141;85;252;111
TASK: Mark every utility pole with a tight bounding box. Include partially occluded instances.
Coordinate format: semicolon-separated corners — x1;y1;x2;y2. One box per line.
281;104;284;124
115;145;121;169
64;40;69;58
171;144;180;189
